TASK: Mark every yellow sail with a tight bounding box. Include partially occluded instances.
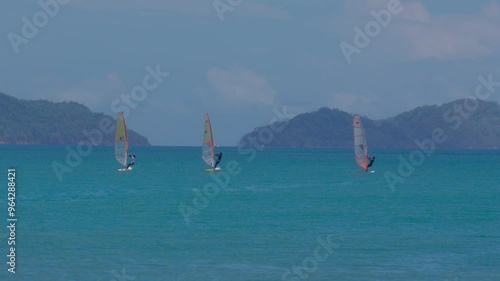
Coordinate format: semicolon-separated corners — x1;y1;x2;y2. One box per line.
115;112;128;167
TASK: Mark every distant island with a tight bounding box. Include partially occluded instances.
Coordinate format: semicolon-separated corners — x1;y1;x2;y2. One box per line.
0;91;150;145
239;99;500;149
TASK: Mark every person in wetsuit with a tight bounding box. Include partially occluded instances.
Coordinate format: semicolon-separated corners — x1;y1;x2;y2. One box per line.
126;154;136;169
366;156;375;171
213;152;222;169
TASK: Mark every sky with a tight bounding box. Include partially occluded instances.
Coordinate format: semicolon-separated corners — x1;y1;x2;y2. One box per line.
1;0;500;146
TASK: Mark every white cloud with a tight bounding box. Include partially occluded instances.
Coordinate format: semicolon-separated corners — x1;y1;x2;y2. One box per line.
482;1;500;18
393;1;500;60
330;0;500;61
396;0;431;23
206;65;277;107
394;22;493;60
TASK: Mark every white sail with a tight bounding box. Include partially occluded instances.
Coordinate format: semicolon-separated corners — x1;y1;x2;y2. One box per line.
202;113;215;167
353;114;368;171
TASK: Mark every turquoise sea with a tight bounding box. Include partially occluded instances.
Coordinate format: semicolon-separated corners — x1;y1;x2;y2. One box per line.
0;145;499;281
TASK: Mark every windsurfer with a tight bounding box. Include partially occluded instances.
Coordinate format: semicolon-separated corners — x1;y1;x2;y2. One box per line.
213;152;222;169
126;154;136;169
366;156;375;171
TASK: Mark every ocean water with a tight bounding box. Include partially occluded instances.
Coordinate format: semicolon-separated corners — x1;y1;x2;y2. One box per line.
0;145;499;281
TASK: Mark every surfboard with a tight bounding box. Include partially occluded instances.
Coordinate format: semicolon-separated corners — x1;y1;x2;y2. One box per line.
118;167;133;172
206;167;221;171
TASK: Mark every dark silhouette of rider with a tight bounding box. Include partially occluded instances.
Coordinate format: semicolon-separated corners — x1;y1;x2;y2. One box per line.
213;152;222;169
366;156;375;171
126;154;136;169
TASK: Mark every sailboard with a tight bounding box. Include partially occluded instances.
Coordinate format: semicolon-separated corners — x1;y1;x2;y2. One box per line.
115;112;130;171
206;167;221;171
118;167;133;172
353;114;369;172
202;113;219;171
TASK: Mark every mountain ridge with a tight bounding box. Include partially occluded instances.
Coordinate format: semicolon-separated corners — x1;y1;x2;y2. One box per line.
238;99;500;149
0;91;150;146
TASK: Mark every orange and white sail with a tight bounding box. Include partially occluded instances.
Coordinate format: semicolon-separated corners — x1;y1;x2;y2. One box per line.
353;114;368;171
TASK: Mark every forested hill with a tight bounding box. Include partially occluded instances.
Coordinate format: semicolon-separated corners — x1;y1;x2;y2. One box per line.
238;99;500;149
0;91;150;145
